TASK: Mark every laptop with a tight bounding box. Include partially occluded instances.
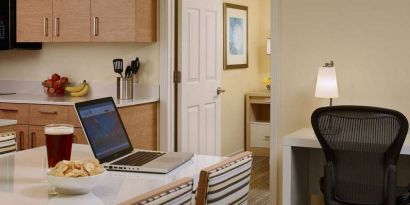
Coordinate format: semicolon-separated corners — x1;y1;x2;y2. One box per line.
74;97;193;174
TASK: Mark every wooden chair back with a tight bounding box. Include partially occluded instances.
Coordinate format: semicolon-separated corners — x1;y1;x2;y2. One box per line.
0;132;17;155
119;177;194;205
196;151;253;205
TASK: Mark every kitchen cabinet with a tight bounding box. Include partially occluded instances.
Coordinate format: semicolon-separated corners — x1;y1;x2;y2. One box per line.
91;0;135;42
16;0;53;42
53;0;91;42
16;0;157;43
0;102;158;151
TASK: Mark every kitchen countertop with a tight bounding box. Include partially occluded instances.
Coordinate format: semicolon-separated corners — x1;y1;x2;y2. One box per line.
0;93;158;107
0;119;17;127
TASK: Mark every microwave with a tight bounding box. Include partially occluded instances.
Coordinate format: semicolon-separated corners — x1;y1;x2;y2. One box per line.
0;0;41;50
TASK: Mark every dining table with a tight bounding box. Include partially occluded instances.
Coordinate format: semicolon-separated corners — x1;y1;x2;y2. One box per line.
0;144;224;205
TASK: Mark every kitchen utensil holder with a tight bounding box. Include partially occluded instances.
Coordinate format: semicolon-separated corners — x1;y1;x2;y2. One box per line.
117;77;133;100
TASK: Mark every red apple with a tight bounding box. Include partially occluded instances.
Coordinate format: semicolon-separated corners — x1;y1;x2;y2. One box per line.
60;77;69;85
43;79;54;88
47;87;56;95
53;81;63;90
55;88;65;95
51;73;60;81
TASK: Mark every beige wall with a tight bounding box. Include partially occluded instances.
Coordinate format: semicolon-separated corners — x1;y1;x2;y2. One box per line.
0;43;159;84
277;0;410;203
221;0;271;156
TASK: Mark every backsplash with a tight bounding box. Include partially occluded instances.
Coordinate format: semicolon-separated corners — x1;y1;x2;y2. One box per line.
0;43;159;84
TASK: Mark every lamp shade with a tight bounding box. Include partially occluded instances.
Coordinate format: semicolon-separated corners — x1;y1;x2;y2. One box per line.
266;38;271;55
315;66;338;98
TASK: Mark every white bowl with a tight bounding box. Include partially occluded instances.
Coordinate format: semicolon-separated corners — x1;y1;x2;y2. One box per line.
47;170;107;195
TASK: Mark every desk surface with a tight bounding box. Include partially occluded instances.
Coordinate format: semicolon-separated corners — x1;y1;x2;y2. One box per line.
0;144;223;205
283;128;410;155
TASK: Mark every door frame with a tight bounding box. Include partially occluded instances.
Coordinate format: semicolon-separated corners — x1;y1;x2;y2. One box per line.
159;0;279;204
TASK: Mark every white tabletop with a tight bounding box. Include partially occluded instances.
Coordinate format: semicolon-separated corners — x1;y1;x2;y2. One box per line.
0;144;223;205
283;128;410;155
0;119;17;127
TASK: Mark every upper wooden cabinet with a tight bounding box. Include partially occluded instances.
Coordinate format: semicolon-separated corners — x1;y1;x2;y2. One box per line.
16;0;157;43
91;0;135;42
53;0;91;42
16;0;53;42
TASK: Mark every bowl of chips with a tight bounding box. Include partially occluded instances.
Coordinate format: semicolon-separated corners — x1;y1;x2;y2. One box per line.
47;159;106;195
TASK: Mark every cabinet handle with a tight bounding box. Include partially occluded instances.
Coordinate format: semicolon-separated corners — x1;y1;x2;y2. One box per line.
39;110;58;115
31;132;36;148
93;17;99;36
55;17;60;37
264;136;270;140
0;108;18;113
43;17;49;37
19;131;24;150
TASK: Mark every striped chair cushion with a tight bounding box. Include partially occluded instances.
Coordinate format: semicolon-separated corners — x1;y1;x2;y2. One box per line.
119;177;194;205
0;132;16;155
196;152;253;205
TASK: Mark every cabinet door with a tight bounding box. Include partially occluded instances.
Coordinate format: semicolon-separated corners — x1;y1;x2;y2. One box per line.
16;0;53;42
135;0;157;42
73;128;88;145
29;126;46;148
16;125;29;150
118;103;157;150
91;0;135;42
53;0;91;42
29;104;68;126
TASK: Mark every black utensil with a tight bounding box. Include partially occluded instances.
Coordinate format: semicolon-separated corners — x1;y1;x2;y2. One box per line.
113;59;123;77
125;65;131;78
131;57;140;76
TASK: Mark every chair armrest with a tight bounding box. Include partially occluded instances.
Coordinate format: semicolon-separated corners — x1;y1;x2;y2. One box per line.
385;165;397;205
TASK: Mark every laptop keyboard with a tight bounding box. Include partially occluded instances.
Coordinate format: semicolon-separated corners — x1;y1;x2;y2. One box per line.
113;151;166;166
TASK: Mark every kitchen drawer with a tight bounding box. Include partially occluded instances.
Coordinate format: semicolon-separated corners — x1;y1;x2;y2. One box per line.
29;105;68;125
250;122;270;148
67;106;82;127
0;103;29;124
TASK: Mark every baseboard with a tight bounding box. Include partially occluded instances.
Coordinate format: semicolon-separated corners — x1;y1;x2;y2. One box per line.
224;148;245;157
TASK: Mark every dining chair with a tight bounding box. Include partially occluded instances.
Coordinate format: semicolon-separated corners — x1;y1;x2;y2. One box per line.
311;105;410;205
0;132;17;155
119;177;194;205
196;151;253;205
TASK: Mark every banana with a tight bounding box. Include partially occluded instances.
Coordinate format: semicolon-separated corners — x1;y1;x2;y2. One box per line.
65;80;87;93
69;83;90;97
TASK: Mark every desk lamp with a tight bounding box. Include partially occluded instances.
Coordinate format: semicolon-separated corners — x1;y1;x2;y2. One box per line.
315;61;338;106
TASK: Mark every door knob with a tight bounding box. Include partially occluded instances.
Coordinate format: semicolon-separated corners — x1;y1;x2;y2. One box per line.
217;87;226;95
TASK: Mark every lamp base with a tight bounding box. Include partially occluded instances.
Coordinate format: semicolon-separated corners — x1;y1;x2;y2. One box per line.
329;98;333;106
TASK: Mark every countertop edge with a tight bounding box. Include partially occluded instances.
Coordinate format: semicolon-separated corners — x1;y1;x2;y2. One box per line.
0;119;17;127
0;98;159;107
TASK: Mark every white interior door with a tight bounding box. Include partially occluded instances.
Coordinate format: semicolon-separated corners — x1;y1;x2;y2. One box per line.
177;0;222;155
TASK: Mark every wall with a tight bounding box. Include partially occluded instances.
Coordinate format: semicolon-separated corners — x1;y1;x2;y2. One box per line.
277;0;410;203
0;43;159;84
221;0;271;156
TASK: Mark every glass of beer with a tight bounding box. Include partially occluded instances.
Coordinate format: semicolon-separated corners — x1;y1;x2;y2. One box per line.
45;124;74;168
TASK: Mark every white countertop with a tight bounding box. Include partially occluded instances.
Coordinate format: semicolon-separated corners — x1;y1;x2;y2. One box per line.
0;119;17;127
0;144;223;205
0;93;158;107
283;127;410;155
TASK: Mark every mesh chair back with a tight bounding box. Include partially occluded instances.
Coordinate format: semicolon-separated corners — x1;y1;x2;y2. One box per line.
312;106;408;204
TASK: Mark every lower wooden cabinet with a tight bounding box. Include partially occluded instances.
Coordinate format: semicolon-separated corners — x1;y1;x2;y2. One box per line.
0;102;158;151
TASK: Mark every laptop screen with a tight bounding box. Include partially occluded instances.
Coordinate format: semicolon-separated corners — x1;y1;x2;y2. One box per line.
76;98;132;160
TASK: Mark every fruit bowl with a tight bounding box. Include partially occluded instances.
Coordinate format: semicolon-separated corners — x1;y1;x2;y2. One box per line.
42;73;69;97
47;170;107;195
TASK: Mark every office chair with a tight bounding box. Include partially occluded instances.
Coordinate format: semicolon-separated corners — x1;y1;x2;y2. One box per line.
311;105;410;205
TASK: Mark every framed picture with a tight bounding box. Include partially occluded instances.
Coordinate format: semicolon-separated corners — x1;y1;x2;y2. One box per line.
223;3;248;69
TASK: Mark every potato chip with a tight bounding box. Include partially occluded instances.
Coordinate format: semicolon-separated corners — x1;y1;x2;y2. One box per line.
48;159;104;178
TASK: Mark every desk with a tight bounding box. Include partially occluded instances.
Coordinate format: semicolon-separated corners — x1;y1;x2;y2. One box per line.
0;144;223;205
282;128;410;205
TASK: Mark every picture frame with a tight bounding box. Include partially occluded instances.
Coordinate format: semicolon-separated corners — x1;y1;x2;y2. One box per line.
223;3;248;69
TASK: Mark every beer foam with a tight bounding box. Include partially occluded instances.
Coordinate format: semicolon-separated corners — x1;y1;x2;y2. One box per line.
45;126;74;135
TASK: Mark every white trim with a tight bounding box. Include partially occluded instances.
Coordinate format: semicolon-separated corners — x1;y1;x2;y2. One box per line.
270;0;279;204
223;148;245;157
159;0;176;152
